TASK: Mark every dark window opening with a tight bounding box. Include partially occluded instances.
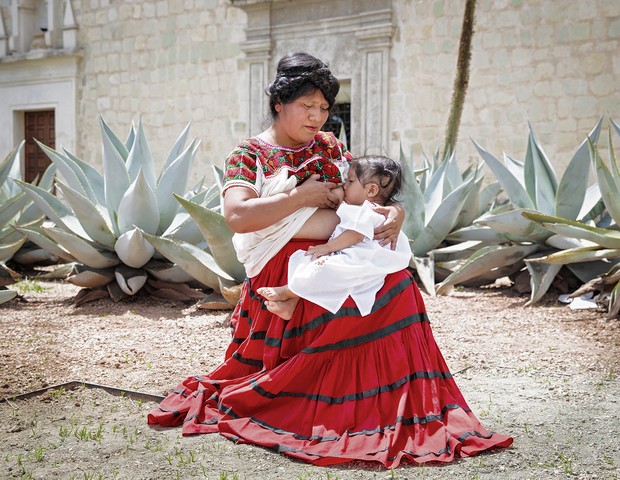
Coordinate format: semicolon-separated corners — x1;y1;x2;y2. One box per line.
323;103;351;151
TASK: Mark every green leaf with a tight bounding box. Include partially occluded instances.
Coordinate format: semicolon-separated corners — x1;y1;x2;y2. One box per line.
554;118;602;219
117;168;160;235
42;226;120;269
0;141;24;186
156;138;198;234
62;148;106;206
56;181;117;248
162;121;192;172
524;124;557;214
400;153;425;240
0;289;17;305
526;246;620;265
436;244;539;295
473;140;534;209
126;119;156;188
174;194;245;282
477;208;551;242
0;237;26;263
115;227;155;268
524;257;563;306
16;180;90;239
99;116;129;161
141;232;234;292
101;118;130;234
522;211;620;249
15;226;77;263
410;178;474;256
0;192;29;226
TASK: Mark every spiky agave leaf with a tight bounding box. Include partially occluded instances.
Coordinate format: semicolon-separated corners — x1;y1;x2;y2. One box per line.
115;227;155;268
101;118;130;236
524;124;558;215
126;119;157;188
117;168;159;235
15;226;77;264
173;194;245;282
591;136;620;226
42;226;120;269
0;289;17;305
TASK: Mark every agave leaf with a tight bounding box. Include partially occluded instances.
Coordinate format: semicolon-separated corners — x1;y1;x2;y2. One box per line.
67;265;116;288
163;122;192;171
115;227;155;268
478;181;502;214
117;168;159;235
524;258;563;306
545;234;585;250
455;176;483;229
35;140;94;200
447;225;533;243
477;208;551;242
144;259;196;283
522;211;620;249
473;140;534;209
99;116;130;161
504;154;525;186
443;152;462;191
16;180;89;238
56;181;116;248
411;255;435;296
141;232;234;292
422;154;450;219
156;138;198;234
16;226;77;263
555;118;602;219
523;124;558;214
114;265;147;296
174;194;245;282
62;148;106;206
0;141;25;187
410;178;474;256
608;123;620;183
0;289;17;305
126;119;156;188
592;139;620;226
101;119;130;235
526;246;620;265
578;182;604;223
431;240;483;262
42;226;120;269
0;192;30;226
162;211;206;246
0;237;26;263
436;244;539;295
400;154;425;240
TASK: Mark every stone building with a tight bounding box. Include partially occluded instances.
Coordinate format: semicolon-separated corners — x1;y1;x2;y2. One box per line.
0;0;618;185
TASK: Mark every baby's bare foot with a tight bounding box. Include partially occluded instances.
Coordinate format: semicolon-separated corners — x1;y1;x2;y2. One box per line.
264;298;298;321
257;285;293;302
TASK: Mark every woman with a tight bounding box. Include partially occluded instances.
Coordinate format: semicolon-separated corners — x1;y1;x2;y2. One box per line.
148;52;513;468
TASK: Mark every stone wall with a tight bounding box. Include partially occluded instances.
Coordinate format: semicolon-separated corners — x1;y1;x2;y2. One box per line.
72;0;247;185
59;0;620;181
390;0;620;170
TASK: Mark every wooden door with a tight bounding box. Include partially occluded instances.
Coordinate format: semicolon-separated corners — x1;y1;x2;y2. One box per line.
24;110;55;184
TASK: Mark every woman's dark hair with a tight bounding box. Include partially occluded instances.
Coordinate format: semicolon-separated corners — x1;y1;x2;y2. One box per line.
350;155;404;205
266;52;340;119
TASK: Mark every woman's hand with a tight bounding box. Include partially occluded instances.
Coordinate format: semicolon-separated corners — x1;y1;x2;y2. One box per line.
373;203;405;250
295;174;341;209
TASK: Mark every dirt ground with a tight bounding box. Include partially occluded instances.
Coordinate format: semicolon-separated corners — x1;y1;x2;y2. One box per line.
1;280;619;480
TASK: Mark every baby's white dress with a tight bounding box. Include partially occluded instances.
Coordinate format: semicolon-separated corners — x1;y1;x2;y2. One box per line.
287;201;412;316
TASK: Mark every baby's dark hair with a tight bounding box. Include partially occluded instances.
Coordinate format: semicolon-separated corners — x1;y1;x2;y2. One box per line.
349;155;404;205
266;52;340;119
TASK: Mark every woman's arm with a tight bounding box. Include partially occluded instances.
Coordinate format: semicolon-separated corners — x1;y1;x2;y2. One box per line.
372;203;405;250
224;174;341;233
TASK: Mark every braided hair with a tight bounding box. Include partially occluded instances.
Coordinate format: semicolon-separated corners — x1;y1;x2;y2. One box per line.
350;155;404;205
266;52;340;119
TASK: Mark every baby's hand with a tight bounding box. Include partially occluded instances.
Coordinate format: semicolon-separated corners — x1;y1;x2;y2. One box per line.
306;244;332;260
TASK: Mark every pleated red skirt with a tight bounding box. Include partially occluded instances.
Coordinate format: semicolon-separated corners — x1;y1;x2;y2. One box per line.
148;240;513;467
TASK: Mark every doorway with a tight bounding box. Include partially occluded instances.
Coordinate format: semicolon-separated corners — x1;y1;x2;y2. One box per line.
24;110;55;184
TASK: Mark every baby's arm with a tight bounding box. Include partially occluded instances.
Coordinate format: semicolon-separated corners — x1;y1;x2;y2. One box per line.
306;229;365;260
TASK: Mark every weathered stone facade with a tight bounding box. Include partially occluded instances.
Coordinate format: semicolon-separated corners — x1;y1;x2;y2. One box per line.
0;0;618;184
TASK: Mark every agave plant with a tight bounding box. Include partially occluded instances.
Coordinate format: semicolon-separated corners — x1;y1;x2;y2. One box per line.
522;119;620;317
16;117;219;305
142;165;246;307
399;147;501;294
436;119;607;302
0;141;57;305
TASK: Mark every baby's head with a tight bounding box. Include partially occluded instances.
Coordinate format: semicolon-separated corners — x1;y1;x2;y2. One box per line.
347;155;403;205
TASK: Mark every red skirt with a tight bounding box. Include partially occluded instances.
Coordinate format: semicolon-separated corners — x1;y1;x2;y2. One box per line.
148;240;512;467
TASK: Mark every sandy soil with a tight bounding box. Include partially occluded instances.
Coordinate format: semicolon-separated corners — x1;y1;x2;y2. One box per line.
1;280;619;479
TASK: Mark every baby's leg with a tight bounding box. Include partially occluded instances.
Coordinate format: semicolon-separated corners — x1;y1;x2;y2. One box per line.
257;285;297;302
264;298;299;321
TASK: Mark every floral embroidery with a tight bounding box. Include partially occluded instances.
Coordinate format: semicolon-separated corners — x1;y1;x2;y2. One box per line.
223;131;351;191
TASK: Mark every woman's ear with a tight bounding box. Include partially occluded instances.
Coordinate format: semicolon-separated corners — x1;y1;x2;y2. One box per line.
366;183;379;199
274;101;282;113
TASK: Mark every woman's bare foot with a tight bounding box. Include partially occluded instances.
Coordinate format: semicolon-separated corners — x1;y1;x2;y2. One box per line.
264;298;299;320
257;285;296;302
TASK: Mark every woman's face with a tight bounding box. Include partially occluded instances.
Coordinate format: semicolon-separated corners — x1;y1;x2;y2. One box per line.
273;89;330;148
343;169;370;206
